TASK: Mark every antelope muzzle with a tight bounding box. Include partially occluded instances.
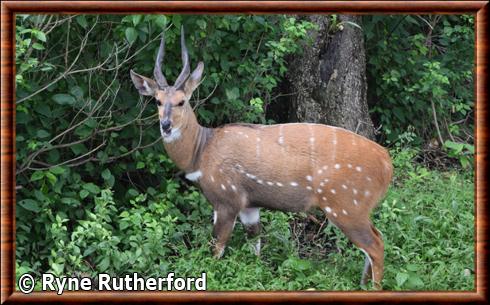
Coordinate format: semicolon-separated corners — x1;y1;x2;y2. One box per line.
160;119;172;135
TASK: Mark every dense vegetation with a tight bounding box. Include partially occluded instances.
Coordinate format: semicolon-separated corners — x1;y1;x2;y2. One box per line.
15;14;474;290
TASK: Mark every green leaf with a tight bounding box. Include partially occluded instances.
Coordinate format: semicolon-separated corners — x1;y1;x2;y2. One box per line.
36;130;50;138
196;19;207;30
51;263;64;275
79;189;90;199
32;42;44;50
136;161;145;169
132;15;142;26
61;197;80;206
52;93;76;105
49;166;65;175
396;272;409;287
101;169;111;180
32;30;46;42
125;27;138;44
30;171;44;181
225;87;240;100
70;143;87;155
76;15;88;28
406;274;424;289
98;257;110;272
406;264;420;272
19;199;41;212
83;183;100;194
155;15;167;28
45;172;57;185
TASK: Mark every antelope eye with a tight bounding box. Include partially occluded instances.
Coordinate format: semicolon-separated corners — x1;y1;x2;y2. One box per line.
177;100;185;107
155;99;161;107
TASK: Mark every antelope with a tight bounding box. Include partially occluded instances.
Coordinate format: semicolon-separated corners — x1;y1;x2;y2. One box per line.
130;27;393;289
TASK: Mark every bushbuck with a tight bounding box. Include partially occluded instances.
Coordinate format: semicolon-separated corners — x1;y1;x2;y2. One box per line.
130;27;393;289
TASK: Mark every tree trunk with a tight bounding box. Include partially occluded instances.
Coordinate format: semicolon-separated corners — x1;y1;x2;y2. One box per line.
272;15;375;140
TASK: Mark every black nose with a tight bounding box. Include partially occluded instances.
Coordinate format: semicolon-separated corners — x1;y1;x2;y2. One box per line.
161;120;171;131
161;120;172;131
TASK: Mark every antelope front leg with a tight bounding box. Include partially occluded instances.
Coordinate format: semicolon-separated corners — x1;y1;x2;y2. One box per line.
212;208;238;258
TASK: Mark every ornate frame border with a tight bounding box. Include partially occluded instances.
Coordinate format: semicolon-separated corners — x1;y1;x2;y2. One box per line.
1;1;487;303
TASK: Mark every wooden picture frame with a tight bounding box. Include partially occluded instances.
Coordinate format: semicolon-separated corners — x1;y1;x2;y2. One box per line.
1;1;487;303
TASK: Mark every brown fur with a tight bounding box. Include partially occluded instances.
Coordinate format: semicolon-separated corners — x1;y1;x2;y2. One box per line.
130;36;393;288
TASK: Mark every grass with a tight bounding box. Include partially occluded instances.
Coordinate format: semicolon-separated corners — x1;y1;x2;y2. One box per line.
18;150;475;291
164;156;475;290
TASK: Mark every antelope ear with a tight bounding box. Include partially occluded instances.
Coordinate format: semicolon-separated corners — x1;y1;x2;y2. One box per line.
183;62;204;99
130;70;158;96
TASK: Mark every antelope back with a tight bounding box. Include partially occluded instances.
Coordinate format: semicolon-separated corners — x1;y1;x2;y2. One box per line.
198;123;392;216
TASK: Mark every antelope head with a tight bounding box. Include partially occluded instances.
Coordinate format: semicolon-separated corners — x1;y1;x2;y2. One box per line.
130;27;204;143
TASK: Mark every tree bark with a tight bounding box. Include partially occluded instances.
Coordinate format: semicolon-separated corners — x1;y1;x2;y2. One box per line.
273;15;375;140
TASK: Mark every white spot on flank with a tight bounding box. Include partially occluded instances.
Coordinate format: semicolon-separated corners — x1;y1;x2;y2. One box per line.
342;209;348;215
334;164;341;169
322;165;328;170
238;131;244;135
309;137;315;143
333;139;337;145
325;207;332;213
276;182;283;187
342;184;348;190
330;189;336;194
364;190;371;197
267;181;274;186
353;188;358;195
221;184;226;191
246;173;256;179
322;197;327;201
347;163;353;168
185;170;202;181
239;208;260;225
257;179;263;184
333;212;338;217
278;125;284;145
306;175;313;181
231;185;237;192
224;130;230;133
290;182;298;187
320;182;325;187
366;176;372;182
244;134;249;138
356;166;362;172
353;199;359;205
219;168;224;173
317;189;323;193
213;211;217;224
211;176;215;182
306;186;313;191
323;178;329;183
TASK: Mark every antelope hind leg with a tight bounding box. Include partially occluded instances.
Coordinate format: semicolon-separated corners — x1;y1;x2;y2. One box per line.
239;208;261;256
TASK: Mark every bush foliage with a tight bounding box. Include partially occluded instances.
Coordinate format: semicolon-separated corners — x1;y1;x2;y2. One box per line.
15;14;474;290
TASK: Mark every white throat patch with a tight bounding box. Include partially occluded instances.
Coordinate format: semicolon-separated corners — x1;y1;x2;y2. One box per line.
185;170;202;181
161;126;181;143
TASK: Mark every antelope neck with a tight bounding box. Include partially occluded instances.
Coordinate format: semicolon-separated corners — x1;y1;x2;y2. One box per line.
163;115;212;173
